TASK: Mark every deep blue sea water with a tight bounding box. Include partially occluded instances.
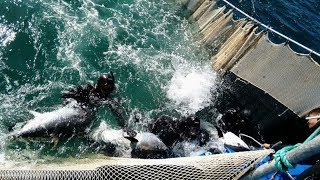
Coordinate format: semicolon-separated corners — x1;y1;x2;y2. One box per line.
227;0;320;56
0;0;319;162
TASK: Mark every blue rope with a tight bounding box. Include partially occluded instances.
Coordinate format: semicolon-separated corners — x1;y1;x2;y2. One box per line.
304;126;320;143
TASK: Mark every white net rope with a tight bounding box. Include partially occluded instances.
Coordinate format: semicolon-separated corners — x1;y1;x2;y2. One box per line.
0;150;272;180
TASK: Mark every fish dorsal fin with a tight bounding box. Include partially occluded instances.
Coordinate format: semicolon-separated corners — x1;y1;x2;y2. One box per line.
28;110;42;117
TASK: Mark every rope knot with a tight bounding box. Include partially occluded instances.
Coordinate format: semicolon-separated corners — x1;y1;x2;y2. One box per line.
274;143;300;172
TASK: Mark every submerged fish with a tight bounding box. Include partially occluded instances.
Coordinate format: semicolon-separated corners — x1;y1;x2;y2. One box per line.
92;122;168;158
9;102;95;145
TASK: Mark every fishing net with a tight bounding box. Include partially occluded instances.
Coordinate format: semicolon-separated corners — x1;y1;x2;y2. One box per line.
187;0;320;117
230;36;320;116
0;150;272;180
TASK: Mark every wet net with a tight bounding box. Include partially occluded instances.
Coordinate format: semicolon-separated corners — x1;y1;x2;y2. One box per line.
185;0;320;117
0;150;272;180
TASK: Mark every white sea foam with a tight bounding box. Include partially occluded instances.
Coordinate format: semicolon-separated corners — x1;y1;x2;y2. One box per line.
0;24;16;47
0;152;5;164
166;63;218;115
38;0;114;78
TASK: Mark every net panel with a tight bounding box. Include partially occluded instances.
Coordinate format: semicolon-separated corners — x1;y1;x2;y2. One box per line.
188;0;320;116
189;0;217;22
230;36;320;116
0;150;272;180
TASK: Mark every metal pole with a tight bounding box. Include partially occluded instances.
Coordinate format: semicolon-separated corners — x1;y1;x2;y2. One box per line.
243;134;320;179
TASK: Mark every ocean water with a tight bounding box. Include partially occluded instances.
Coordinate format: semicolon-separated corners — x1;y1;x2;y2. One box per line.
227;0;320;56
0;0;319;162
0;0;217;161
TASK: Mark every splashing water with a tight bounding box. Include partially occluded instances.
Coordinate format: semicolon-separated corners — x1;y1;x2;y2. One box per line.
0;24;16;47
0;0;219;161
166;65;217;115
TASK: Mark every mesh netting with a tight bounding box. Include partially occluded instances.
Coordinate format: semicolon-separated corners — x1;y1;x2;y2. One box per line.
188;0;320;116
230;36;320;116
0;150;272;180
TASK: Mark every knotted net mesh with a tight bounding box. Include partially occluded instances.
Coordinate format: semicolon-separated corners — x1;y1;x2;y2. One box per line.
0;149;272;180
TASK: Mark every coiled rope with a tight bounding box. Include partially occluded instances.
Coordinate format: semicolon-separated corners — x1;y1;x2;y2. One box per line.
274;126;320;172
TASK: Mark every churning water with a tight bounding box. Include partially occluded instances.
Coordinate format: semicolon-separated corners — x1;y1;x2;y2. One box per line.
0;0;319;163
0;0;218;162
